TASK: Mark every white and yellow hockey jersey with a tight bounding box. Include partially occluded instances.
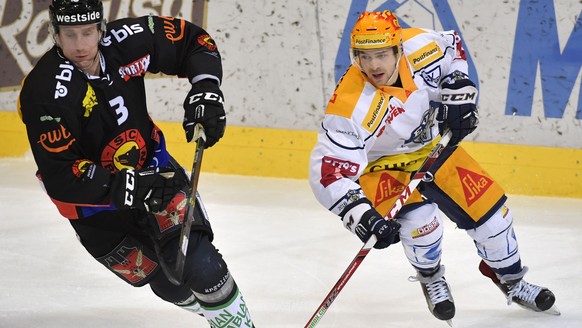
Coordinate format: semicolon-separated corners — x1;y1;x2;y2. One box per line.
309;27;472;215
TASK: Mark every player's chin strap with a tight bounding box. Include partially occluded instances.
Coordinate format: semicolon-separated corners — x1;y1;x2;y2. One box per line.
304;130;453;328
157;123;207;285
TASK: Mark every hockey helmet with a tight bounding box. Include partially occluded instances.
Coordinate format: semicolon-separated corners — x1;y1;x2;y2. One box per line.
350;10;402;51
49;0;104;32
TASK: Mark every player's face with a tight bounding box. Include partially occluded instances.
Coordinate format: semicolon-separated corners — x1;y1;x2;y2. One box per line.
55;24;101;75
358;47;398;86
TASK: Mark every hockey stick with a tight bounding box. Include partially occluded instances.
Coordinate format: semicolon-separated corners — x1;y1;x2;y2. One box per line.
158;123;207;285
304;130;453;328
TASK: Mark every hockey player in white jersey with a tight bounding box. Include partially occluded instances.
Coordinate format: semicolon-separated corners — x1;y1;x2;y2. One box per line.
308;10;558;324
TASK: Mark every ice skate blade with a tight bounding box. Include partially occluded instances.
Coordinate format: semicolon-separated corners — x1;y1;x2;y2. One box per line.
515;303;561;316
543;305;561;316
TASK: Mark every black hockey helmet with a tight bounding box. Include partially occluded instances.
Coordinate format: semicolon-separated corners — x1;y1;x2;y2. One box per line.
49;0;104;32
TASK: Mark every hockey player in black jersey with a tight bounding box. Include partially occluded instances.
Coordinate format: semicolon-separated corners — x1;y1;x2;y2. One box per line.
18;0;254;326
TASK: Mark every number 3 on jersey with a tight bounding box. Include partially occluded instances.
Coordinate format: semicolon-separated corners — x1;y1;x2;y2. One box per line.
109;96;129;125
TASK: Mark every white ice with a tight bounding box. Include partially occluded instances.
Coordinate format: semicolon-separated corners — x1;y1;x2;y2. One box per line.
1;156;581;328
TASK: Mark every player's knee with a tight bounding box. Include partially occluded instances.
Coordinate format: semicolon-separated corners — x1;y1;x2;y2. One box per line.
182;234;234;306
398;203;444;270
466;205;520;268
398;202;443;245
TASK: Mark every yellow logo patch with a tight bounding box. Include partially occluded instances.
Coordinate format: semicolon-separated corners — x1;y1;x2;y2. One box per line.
362;92;388;133
407;41;443;70
82;83;98;117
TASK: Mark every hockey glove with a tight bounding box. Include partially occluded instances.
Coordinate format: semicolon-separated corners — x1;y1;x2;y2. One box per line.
112;167;186;213
183;80;226;148
342;200;401;249
437;78;479;146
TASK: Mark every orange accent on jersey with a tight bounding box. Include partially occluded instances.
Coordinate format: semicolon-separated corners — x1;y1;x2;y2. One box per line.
160;16;185;43
456;167;494;207
326;66;366;118
379;56;417;103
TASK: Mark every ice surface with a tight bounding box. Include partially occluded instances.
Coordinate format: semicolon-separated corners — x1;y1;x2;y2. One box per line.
1;156;580;327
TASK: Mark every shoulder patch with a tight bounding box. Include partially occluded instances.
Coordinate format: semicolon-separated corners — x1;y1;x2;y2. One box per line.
407;41;443;71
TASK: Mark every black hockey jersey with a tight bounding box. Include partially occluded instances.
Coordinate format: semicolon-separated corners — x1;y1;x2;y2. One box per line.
18;16;221;219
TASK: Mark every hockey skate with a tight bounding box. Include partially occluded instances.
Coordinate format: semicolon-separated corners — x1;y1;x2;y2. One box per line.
410;265;455;327
479;260;560;315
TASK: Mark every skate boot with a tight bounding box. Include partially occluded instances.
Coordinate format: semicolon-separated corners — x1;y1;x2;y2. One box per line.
479;260;560;315
410;265;455;325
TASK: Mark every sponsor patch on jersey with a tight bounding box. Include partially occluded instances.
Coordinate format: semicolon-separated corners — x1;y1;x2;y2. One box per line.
407;41;443;71
362;91;388;133
101;129;147;172
82;83;98;117
412;215;440;239
320;156;360;187
386;103;405;124
38;124;76;153
374;172;406;207
198;34;217;51
457;167;493;207
160;16;185;43
118;54;151;81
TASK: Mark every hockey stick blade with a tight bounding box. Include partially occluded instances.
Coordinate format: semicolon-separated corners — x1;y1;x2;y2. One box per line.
161;123;206;285
304;130;452;328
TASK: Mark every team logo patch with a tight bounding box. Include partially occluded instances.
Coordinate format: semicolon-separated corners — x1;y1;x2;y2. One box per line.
374;172;406;207
109;247;157;284
320;156;360;187
457;167;493;206
82;83;98;117
152;191;187;233
420;66;442;88
101;129;147;172
72;159;94;178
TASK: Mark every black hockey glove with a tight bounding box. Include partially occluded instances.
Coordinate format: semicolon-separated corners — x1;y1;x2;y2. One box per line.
342;200;401;249
183;80;226;148
111;167;186;213
437;78;479;146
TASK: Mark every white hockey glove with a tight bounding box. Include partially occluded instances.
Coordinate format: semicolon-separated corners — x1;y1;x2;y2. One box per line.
341;199;401;249
437;78;479;146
